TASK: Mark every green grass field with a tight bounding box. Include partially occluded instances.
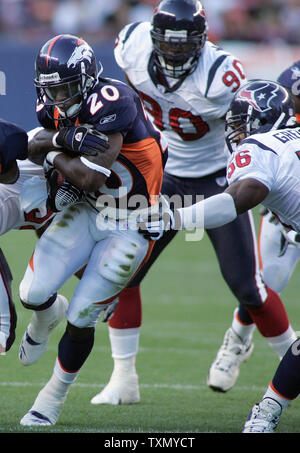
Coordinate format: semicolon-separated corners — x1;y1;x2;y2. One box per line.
1;209;300;435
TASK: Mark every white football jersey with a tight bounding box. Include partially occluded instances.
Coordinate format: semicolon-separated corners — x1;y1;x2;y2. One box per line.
114;21;247;178
226;127;300;232
0;125;51;234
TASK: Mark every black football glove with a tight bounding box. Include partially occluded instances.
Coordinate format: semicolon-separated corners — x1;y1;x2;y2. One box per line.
55;125;109;157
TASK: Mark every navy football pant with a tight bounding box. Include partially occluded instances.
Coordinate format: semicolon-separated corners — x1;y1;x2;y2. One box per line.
109;169;290;338
129;169;263;311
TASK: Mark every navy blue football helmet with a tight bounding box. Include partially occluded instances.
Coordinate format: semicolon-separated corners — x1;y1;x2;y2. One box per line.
277;61;300;100
35;34;99;120
151;0;207;80
277;61;300;119
225;80;295;153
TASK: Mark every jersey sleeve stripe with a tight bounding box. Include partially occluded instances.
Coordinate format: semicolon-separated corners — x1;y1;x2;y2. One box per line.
242;138;278;154
122;22;142;44
205;54;229;97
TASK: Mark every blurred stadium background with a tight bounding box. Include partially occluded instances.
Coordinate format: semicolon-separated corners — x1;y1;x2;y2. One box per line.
1;0;300;434
1;0;300;130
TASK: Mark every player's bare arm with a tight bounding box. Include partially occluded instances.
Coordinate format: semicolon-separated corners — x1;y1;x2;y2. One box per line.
0;160;19;184
50;132;123;193
28;128;58;165
225;178;269;214
174;177;269;231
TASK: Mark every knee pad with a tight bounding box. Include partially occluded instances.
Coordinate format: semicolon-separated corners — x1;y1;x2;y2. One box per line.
19;261;53;308
99;237;143;286
66;321;94;339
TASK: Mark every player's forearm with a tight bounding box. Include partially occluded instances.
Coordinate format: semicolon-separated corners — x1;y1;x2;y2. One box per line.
51;153;107;192
177;193;238;230
28;129;56;165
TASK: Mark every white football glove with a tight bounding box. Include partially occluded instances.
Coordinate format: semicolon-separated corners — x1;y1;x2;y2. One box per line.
281;229;300;249
138;195;175;241
261;208;300;255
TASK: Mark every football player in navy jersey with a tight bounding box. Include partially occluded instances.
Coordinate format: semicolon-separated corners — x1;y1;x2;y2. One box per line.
91;0;297;405
0;119;27;184
0;119;62;355
19;33;167;426
0;119;28;354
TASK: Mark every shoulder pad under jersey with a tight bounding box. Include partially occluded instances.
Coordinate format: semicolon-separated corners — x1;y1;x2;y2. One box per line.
79;79;138;135
114;22;152;72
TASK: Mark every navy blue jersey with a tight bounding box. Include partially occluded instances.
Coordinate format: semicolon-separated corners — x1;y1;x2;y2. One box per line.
37;77;168;208
0;119;28;174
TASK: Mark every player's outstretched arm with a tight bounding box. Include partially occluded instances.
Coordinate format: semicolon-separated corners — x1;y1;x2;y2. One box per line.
225;178;269;214
177;178;269;231
138;178;269;239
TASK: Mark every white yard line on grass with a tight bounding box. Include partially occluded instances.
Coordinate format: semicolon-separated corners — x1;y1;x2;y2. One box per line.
0;381;267;391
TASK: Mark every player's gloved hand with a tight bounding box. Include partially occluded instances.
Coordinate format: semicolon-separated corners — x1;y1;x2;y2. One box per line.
47;180;85;212
260;207;281;226
43;157;85;212
281;229;300;249
138;195;175;241
54;125;109;157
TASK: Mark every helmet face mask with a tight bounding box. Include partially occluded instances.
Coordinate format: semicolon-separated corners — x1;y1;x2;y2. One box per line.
225;80;296;153
151;0;207;81
34;34;98;120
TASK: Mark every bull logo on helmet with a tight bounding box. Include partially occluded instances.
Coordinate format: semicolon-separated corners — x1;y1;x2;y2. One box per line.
238;83;280;112
67;43;93;68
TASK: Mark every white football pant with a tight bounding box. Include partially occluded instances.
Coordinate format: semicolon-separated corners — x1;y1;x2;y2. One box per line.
20;203;151;328
259;212;300;293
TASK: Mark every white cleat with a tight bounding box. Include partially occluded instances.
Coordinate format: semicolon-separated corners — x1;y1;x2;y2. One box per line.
207;327;254;392
91;373;140;405
19;295;68;366
20;375;69;427
242;398;282;433
20;410;54;427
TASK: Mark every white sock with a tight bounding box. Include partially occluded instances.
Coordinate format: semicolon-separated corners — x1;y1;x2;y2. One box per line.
54;357;80;384
263;384;291;411
109;326;140;359
109;327;140;375
267;325;297;359
112;356;137;376
231;308;256;343
31;373;71;424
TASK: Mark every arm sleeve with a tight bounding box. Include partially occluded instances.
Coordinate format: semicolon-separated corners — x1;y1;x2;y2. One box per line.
177;192;237;230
